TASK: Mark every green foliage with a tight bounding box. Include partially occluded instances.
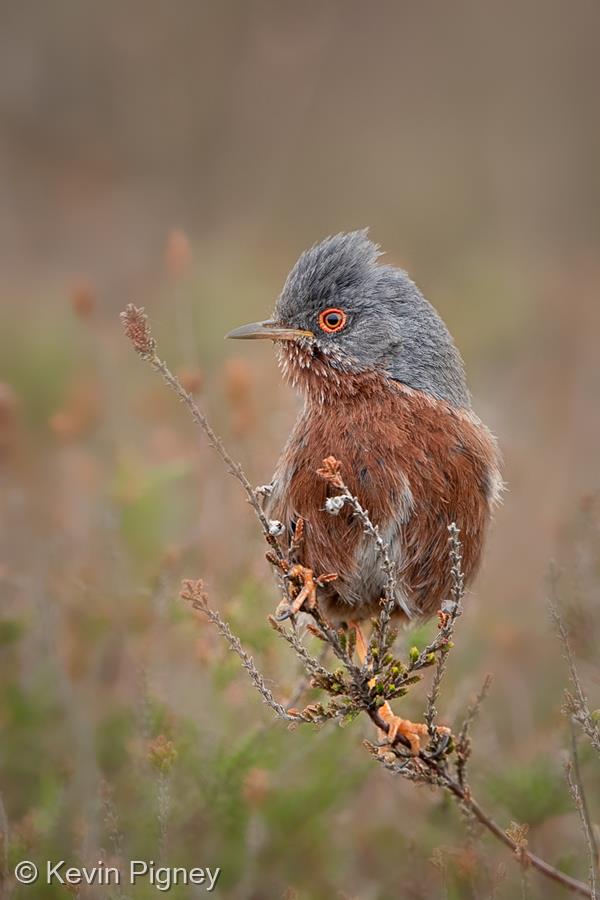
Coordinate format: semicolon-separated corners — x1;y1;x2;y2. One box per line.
114;457;190;561
0;617;25;646
486;757;572;827
0;306;81;428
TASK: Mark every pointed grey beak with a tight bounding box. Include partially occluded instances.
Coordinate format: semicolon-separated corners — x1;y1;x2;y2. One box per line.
225;319;314;341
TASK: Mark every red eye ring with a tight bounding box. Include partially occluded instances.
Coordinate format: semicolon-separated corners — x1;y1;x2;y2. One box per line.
318;307;347;333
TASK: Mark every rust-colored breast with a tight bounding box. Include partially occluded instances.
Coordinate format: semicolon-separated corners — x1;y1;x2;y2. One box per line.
268;371;501;623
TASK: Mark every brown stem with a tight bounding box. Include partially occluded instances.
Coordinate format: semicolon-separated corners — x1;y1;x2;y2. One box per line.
367;707;592;898
447;780;592;898
567;723;598;899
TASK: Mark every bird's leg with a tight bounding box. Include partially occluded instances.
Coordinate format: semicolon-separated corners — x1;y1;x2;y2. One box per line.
348;621;450;755
349;619;369;663
287;565;317;615
275;565;317;620
376;705;437;754
377;700;451;755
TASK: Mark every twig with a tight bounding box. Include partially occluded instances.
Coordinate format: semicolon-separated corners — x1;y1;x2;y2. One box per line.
456;673;493;788
284;673;313;712
366;737;593;898
304;603;362;679
566;725;598;899
548;573;600;757
120;305;285;565
268;616;332;681
316;456;412;662
181;580;304;723
425;523;465;735
283;645;330;711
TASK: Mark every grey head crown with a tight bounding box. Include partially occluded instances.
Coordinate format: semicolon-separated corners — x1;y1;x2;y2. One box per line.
275;230;470;408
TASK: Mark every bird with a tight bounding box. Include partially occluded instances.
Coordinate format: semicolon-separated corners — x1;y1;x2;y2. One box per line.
226;230;502;749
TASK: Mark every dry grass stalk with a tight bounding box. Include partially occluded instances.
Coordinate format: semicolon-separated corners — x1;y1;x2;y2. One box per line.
548;570;599;899
565;752;598;900
548;572;600;758
181;580;319;724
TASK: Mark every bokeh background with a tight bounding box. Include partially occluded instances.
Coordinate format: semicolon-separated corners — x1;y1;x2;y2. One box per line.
1;2;599;898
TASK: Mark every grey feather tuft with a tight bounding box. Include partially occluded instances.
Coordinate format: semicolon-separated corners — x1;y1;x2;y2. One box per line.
275;231;470;408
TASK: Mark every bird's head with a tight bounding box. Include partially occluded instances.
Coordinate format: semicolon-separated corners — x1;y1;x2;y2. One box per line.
226;230;470;408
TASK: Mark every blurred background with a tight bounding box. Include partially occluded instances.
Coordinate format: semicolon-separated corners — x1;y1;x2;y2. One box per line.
1;1;599;898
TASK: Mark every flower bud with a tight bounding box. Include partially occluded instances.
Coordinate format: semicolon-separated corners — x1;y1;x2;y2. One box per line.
325;496;346;516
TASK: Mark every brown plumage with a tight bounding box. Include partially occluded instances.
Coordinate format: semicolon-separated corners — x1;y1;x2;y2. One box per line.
227;231;502;628
267;358;501;624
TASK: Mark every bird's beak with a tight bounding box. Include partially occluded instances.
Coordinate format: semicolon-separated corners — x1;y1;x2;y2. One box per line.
225;319;314;342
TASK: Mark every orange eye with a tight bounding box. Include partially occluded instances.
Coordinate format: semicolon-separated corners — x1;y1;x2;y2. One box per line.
318;307;347;333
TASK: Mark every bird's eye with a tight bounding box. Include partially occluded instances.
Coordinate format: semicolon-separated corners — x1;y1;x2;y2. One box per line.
318;307;347;334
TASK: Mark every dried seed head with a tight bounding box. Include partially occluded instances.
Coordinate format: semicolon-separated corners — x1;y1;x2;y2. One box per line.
292;516;305;543
148;734;178;772
120;304;156;358
316;455;344;488
505;821;529;861
180;578;208;609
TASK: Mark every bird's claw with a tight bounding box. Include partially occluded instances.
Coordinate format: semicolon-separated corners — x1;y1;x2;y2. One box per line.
378;702;451;755
274;600;295;621
275;565;317;621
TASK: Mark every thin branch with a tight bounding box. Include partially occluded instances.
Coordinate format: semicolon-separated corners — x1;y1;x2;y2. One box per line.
548;573;600;758
181;580;305;723
284;673;314;712
366;737;593;899
316;456;412;662
456;786;592;900
566;724;599;899
268;616;332;681
283;645;331;712
345;488;413;623
305;604;362;679
120;304;285;565
425;523;465;735
458;673;494;746
456;673;493;788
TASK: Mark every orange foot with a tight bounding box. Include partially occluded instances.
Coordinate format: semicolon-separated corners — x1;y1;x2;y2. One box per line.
378;701;451;755
275;565;317;621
